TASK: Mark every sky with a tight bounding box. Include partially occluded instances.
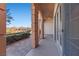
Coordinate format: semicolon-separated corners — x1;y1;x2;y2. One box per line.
6;3;32;28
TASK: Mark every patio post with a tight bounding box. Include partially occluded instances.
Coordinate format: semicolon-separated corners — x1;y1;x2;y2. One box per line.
0;3;6;56
32;4;39;48
41;19;44;39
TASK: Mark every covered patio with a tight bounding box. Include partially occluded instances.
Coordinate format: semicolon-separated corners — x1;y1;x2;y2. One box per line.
32;3;55;48
25;3;59;56
0;3;60;56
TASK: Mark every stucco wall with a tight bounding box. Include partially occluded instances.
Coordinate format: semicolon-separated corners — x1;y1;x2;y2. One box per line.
44;19;53;35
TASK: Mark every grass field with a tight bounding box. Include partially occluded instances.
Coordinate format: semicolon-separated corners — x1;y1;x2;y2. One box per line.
6;32;31;45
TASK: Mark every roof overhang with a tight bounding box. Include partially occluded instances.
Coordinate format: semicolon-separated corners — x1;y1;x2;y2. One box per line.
38;3;55;20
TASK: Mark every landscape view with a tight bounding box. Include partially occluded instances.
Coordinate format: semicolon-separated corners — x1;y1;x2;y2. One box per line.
6;3;32;56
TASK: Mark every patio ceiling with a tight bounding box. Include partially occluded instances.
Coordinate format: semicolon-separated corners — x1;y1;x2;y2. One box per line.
38;3;55;20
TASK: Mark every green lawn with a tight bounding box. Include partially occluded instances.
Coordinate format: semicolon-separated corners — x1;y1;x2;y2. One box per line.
6;32;31;45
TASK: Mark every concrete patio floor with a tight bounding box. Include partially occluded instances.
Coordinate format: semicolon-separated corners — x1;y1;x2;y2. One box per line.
26;35;60;56
6;37;32;56
6;35;59;56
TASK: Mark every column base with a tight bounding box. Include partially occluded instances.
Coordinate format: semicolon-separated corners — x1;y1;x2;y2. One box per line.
32;44;39;48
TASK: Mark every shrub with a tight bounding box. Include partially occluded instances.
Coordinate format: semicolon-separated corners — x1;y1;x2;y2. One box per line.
6;32;30;45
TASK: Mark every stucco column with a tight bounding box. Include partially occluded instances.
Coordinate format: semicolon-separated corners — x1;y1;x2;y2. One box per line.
32;4;39;48
0;4;6;56
41;19;44;39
